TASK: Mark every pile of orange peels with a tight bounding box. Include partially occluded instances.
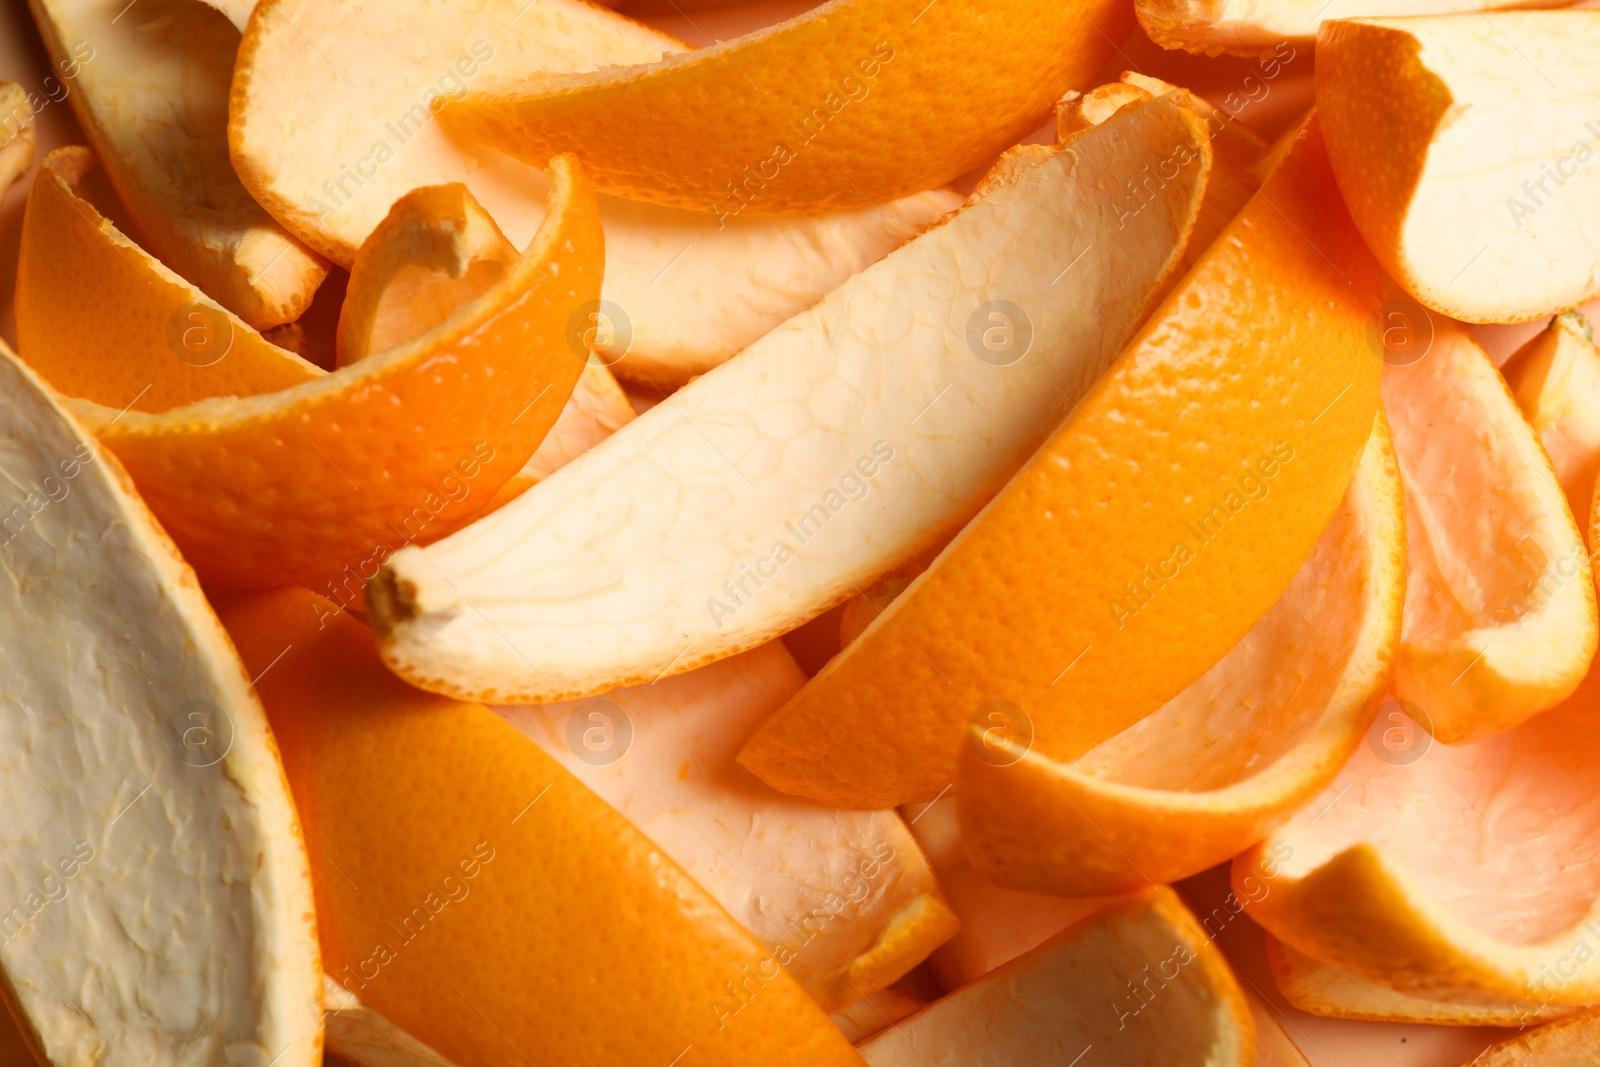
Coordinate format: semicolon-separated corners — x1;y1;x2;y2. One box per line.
1;1;1599;1065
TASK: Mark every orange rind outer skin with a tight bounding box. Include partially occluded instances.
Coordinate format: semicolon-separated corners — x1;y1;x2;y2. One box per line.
1264;935;1578;1027
16;148;325;413
216;587;868;1067
444;0;1132;214
740;112;1385;810
957;411;1405;896
1235;842;1600;1008
73;159;601;589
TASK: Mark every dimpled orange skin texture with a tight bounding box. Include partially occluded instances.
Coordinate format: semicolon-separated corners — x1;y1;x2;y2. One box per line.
217;587;867;1067
444;0;1132;214
75;159;602;590
740;115;1385;809
16;148;323;412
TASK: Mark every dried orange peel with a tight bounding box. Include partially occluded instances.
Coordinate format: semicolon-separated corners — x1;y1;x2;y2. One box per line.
17;147;324;413
1385;318;1596;743
501;642;958;1011
1265;935;1577;1027
856;888;1254;1066
1503;311;1600;542
229;0;958;386
30;0;325;327
1318;12;1600;323
0;341;320;1067
0;81;35;197
216;586;868;1067
443;0;1131;214
19;151;601;589
371;95;1211;704
956;410;1405;896
1237;663;1600;1009
741;114;1385;809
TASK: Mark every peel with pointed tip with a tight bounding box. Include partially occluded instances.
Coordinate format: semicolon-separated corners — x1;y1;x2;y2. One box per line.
0;340;320;1067
28;0;325;327
445;0;1131;215
741;114;1384;809
1386;319;1596;743
216;586;869;1067
957;411;1404;896
856;889;1254;1066
1319;12;1600;323
371;96;1211;704
229;0;958;386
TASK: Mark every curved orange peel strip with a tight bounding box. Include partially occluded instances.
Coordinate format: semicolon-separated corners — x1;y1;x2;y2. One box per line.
45;164;599;589
956;411;1405;896
500;642;958;1012
30;0;325;327
216;586;869;1067
856;888;1254;1065
229;0;957;387
1386;318;1596;743
16;148;324;413
443;0;1132;214
1265;935;1577;1027
741;114;1384;809
370;96;1212;704
1236;666;1600;1009
333;181;635;494
0;342;320;1067
1318;13;1600;323
1502;311;1600;543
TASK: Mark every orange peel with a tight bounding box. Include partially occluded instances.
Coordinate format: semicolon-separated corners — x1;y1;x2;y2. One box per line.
0;341;320;1067
443;0;1131;215
741;113;1384;809
1237;664;1600;1010
16;147;324;413
370;96;1211;704
1502;311;1600;541
856;889;1254;1065
1265;935;1577;1027
228;0;958;386
19;150;600;589
1318;13;1600;323
1385;318;1596;743
1472;1007;1600;1066
500;642;958;1012
217;586;869;1067
956;411;1405;896
29;0;325;327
